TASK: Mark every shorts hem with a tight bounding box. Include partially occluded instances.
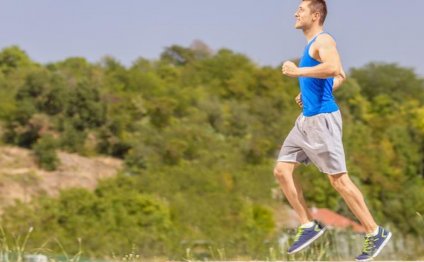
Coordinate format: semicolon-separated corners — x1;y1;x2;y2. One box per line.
277;159;302;164
324;170;348;175
277;159;311;166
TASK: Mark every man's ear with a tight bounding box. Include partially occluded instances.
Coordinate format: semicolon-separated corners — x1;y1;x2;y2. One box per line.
312;12;321;22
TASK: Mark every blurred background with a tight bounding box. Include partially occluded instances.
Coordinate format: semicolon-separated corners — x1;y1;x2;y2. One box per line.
0;0;423;261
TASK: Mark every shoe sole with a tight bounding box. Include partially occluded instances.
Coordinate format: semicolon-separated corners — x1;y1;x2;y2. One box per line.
355;231;392;261
287;227;326;255
355;258;373;262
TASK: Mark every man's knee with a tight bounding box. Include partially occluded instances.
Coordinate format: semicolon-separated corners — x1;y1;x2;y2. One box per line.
273;166;287;180
328;173;352;193
273;162;297;182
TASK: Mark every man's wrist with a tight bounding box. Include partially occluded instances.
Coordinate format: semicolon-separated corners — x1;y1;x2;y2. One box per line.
298;67;305;77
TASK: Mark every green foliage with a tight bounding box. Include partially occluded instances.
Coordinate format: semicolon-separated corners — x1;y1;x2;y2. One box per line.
64;82;106;130
147;97;178;128
351;62;424;104
0;46;35;75
59;122;86;153
33;134;59;171
1;183;172;257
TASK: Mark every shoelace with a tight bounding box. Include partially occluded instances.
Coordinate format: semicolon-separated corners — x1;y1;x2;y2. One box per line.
361;235;377;254
294;227;305;242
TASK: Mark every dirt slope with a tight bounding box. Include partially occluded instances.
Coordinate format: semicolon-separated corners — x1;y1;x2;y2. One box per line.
0;146;122;214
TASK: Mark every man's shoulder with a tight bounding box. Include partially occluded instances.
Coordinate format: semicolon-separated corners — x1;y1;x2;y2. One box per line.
315;33;336;47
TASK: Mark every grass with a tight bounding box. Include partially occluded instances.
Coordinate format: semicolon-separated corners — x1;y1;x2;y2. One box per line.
0;226;33;262
0;226;82;262
2;218;424;262
180;229;353;261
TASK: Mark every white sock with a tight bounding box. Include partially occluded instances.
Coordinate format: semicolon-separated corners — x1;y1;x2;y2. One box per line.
366;226;379;236
300;221;315;228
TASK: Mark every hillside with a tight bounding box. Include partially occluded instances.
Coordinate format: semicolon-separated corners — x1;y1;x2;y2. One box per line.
0;45;423;260
0;146;122;213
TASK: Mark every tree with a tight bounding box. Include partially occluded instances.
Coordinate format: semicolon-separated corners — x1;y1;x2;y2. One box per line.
351;63;424;104
64;82;106;130
0;46;35;75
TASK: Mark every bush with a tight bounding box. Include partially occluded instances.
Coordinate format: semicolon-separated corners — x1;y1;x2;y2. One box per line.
33;134;59;171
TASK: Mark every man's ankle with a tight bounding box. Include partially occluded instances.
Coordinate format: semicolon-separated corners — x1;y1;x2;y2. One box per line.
300;220;315;228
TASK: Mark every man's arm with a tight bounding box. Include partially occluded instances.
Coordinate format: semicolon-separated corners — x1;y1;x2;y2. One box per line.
299;34;341;78
282;34;343;79
332;67;346;91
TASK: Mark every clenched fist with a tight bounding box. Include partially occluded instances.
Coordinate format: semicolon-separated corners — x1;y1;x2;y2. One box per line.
295;93;303;108
282;61;300;77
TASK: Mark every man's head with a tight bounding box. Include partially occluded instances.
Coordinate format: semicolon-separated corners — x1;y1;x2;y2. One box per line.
294;0;327;29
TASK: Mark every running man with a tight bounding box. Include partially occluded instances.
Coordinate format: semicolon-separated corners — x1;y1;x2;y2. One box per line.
276;0;391;261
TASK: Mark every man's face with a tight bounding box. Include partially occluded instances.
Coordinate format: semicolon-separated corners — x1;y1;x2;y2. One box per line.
294;2;315;29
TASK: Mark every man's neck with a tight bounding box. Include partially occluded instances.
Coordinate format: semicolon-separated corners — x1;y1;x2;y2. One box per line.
303;26;324;42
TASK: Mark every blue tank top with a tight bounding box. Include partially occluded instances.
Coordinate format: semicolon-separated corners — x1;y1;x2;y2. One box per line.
298;32;339;116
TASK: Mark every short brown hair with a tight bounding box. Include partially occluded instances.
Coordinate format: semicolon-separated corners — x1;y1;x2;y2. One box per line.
303;0;327;25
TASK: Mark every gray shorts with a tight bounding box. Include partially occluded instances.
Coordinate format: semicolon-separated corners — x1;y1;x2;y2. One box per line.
277;110;347;175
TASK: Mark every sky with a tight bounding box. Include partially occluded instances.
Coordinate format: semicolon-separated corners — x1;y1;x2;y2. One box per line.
0;0;423;75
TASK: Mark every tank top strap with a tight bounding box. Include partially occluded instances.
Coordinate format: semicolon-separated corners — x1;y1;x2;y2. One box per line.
308;31;327;46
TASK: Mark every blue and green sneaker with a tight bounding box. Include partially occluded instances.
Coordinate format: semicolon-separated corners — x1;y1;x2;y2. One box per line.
355;226;392;261
287;220;326;254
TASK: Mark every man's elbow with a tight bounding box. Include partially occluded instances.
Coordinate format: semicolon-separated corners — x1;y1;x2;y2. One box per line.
341;74;347;83
329;65;341;77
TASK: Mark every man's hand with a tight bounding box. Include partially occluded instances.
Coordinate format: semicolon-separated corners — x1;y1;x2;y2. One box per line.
295;93;303;108
282;61;300;77
332;67;346;91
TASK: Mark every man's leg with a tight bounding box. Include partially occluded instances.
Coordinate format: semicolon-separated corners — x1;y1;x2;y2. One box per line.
274;161;326;254
273;161;313;224
327;172;377;233
328;173;392;261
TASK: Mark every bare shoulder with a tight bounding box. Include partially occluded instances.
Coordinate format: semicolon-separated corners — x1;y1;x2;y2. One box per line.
309;33;339;62
315;33;336;47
